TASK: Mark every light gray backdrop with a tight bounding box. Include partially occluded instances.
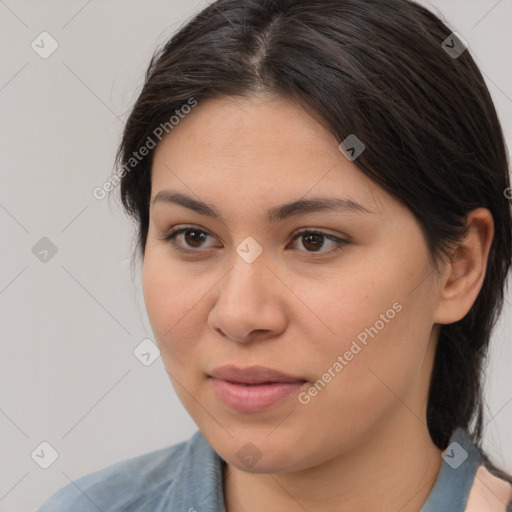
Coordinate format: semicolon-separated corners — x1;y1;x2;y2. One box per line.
1;1;511;510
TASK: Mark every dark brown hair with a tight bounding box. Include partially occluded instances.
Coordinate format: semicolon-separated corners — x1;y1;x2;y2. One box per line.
112;0;512;481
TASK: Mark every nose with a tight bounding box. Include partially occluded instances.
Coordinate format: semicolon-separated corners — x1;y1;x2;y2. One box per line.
208;246;288;344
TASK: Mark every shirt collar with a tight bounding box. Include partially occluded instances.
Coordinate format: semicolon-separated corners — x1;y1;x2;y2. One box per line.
160;427;482;512
159;430;227;512
420;427;483;512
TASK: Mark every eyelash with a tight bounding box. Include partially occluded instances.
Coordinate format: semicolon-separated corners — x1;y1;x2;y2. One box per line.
159;225;349;256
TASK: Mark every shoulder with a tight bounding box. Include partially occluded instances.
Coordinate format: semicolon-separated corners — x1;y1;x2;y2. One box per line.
36;436;192;512
465;464;512;512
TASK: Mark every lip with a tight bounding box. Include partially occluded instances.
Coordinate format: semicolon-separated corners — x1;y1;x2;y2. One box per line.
209;365;307;413
209;365;306;384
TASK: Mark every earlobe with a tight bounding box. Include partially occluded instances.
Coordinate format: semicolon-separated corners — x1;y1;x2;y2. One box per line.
433;208;494;325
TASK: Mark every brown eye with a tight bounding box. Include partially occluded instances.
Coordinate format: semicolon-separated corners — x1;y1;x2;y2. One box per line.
290;229;349;255
161;226;217;252
161;225;349;256
301;232;325;252
182;229;208;248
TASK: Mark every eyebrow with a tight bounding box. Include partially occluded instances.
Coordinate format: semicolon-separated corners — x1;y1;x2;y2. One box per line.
152;190;374;223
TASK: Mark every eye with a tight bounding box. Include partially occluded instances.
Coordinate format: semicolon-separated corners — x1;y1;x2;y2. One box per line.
160;225;218;253
288;229;348;255
159;225;349;255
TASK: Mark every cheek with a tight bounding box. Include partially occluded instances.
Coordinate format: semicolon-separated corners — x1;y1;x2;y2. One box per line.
299;243;435;406
141;249;207;366
295;303;431;450
295;251;412;352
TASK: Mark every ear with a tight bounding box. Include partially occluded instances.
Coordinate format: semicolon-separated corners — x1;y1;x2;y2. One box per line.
433;208;494;325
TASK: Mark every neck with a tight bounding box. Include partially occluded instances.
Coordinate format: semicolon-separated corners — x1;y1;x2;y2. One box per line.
223;416;443;512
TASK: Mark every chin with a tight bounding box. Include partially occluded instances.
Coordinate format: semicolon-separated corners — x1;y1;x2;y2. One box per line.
216;436;310;474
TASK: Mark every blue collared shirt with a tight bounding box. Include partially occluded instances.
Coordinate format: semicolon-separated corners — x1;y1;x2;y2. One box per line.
36;427;509;511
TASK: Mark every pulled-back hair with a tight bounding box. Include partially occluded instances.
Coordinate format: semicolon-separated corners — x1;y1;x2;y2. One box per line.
112;0;512;481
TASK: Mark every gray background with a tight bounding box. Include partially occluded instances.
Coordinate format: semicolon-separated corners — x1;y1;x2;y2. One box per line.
1;1;511;510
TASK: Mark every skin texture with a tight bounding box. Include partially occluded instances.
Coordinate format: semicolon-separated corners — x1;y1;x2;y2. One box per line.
466;466;512;511
142;94;494;512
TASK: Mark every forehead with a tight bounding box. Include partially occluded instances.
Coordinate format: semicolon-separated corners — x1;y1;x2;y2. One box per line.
150;95;391;217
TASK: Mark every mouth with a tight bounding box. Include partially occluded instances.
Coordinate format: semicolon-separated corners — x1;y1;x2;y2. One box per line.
208;365;308;413
224;381;294;385
208;364;307;384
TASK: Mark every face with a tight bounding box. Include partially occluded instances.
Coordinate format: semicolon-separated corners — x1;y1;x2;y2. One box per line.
142;94;442;473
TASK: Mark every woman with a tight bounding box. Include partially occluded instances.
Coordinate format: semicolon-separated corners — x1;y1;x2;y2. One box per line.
38;0;512;510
